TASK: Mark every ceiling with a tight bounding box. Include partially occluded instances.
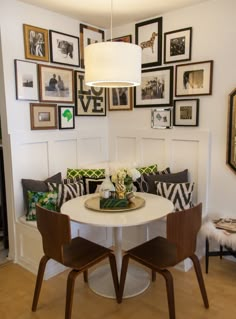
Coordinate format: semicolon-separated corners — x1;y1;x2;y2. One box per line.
18;0;209;29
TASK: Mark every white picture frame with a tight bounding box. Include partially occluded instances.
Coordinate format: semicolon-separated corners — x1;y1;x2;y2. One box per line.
151;107;173;129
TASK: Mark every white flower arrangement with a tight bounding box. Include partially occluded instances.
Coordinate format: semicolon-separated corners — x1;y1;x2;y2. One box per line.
111;168;141;185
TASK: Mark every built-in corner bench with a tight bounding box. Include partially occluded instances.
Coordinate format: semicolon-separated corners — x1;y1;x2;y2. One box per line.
16;216;67;279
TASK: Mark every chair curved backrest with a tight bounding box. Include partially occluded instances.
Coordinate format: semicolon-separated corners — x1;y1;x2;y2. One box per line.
36;204;71;264
166;203;202;262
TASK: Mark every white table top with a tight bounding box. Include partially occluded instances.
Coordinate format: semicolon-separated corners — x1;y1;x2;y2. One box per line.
61;192;174;228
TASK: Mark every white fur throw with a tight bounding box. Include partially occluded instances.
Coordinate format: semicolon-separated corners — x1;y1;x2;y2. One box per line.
200;221;236;250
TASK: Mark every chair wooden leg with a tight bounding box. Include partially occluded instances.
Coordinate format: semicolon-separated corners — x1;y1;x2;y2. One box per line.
190;254;209;309
152;269;156;282
160;269;175;319
205;237;209;274
32;255;50;312
83;270;88;283
65;269;80;319
108;253;120;302
118;254;129;304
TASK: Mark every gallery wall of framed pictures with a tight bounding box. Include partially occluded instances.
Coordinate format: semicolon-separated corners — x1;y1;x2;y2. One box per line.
15;14;214;130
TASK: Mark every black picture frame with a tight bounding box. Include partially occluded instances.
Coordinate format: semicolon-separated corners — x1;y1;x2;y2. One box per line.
14;59;38;101
175;60;213;97
135;66;173;107
49;30;80;67
164;27;192;64
135;17;163;68
75;71;106;116
173;99;199;126
58;105;75;129
80;23;105;69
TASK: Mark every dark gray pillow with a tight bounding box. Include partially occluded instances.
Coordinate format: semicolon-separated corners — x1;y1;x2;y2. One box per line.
22;172;62;214
144;169;189;194
134;167;171;193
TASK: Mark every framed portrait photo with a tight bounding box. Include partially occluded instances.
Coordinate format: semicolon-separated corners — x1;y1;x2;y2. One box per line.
151;107;173;129
49;30;80;67
38;64;74;103
23;24;49;62
75;71;106;116
135;66;173;107
164;27;192;64
80;23;105;68
173;99;199;126
175;60;213;97
14;59;38;101
109;88;133;111
30;103;57;130
58;106;75;129
135;17;162;68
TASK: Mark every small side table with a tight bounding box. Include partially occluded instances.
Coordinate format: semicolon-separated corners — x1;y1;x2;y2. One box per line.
205;237;236;273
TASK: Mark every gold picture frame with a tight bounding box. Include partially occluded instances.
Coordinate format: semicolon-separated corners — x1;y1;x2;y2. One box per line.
23;24;49;62
30;103;57;130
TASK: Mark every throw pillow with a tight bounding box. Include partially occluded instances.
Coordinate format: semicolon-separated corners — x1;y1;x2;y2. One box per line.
27;191;58;221
155;181;194;211
137;164;158;175
144;169;188;194
22;172;62;215
134;167;171;193
67;168;105;179
83;177;106;194
48;179;84;208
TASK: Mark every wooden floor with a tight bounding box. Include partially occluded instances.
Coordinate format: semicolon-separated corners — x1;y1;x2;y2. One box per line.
0;257;236;319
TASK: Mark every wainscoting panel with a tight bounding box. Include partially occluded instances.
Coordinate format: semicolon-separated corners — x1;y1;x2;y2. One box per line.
10;130;110;277
109;128;210;267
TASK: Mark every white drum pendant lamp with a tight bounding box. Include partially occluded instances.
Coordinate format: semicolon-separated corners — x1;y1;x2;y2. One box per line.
84;0;141;88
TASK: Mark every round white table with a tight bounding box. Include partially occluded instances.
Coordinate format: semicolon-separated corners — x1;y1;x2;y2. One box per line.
61;192;174;299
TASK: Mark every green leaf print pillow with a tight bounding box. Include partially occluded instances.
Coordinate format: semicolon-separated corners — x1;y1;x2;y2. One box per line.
27;191;58;221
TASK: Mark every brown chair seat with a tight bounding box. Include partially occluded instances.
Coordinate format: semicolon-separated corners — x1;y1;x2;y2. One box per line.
32;205;119;319
118;203;209;319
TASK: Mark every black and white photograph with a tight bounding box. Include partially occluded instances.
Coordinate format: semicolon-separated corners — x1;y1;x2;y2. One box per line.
80;23;105;68
135;17;162;68
164;27;192;64
23;24;49;62
38;64;74;103
135;66;173;107
14;59;38;100
49;30;80;67
109;88;133;111
175;60;213;96
151;107;172;129
173;99;199;126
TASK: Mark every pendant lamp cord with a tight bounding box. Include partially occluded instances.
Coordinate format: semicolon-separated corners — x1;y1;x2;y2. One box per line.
110;0;113;41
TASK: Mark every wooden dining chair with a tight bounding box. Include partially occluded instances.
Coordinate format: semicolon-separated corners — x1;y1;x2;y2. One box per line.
32;205;119;319
118;203;209;319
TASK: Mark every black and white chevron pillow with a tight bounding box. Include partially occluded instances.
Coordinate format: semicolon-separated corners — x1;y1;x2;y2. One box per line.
155;181;194;211
48;179;84;208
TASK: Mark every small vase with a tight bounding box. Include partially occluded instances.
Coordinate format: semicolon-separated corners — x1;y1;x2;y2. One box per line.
115;178;126;199
125;182;134;193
